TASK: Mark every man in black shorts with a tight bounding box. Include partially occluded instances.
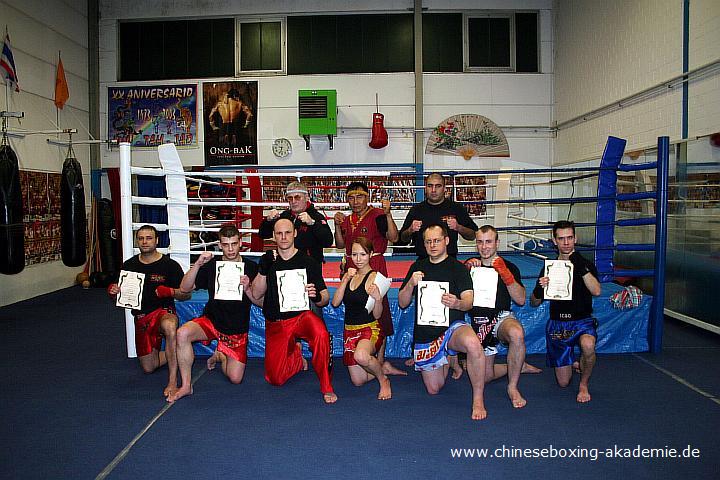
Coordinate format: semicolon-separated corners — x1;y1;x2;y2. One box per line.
107;225;190;399
465;225;541;409
399;224;487;420
168;225;259;402
399;173;478;258
530;220;601;403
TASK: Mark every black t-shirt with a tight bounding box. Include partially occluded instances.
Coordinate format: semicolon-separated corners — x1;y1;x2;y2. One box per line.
260;250;327;321
195;257;258;335
468;258;522;321
533;253;598;321
122;254;184;316
343;271;375;326
257;204;333;263
400;199;478;257
400;256;473;344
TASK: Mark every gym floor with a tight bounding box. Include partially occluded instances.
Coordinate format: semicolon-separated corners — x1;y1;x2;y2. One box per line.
1;287;718;479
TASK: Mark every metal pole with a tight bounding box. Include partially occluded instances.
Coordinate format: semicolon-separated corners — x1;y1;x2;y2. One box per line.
649;136;669;353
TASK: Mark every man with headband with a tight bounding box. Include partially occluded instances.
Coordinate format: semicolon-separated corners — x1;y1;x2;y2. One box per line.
334;182;405;376
399;173;478;258
259;181;333;264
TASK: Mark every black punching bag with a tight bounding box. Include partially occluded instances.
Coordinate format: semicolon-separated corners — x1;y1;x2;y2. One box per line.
0;143;25;274
97;198;119;273
60;154;86;267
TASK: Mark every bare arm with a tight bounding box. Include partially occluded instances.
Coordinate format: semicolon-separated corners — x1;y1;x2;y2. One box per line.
333;212;346;249
583;272;602;297
381;200;399;243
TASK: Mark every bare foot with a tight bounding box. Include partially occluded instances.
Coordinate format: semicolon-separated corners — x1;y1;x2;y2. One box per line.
451;361;463;380
378;377;392;400
573;361;581;374
167;385;193;403
507;386;527;408
522;362;543;374
577;385;591;403
207;351;221;370
323;392;338;404
404;358;415;367
163;385;178;398
382;361;407;376
471;400;488;420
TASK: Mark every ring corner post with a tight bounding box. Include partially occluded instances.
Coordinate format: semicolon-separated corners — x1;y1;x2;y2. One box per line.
594;136;626;282
649;136;670;353
119;142;137;358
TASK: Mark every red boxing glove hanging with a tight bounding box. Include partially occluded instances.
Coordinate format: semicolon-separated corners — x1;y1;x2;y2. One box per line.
369;113;388;149
492;257;515;286
155;285;175;298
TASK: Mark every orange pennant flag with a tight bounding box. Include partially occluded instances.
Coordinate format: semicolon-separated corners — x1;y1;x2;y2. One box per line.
54;58;69;109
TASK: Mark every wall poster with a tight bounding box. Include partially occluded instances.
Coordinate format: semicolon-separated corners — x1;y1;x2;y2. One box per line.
108;84;198;148
202;81;258;166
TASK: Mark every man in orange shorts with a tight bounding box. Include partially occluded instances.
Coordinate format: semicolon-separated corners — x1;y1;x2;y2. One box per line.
168;225;259;402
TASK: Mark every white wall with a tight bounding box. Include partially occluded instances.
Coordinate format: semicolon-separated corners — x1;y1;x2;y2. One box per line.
553;0;720;164
98;0;555;172
0;0;90;306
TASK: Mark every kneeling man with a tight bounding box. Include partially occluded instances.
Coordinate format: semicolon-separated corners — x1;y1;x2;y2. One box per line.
252;219;337;404
169;225;258;402
399;224;487;420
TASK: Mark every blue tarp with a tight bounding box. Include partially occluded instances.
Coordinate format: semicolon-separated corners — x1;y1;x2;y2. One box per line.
175;255;649;357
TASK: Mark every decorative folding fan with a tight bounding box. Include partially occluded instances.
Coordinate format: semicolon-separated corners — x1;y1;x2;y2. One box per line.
426;114;509;159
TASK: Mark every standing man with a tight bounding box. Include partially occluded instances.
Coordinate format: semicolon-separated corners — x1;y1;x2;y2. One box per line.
259;181;333;264
107;225;190;398
333;182;404;376
530;220;601;403
399;173;478;258
252;218;337;404
398;224;487;420
168;225;258;402
465;225;540;409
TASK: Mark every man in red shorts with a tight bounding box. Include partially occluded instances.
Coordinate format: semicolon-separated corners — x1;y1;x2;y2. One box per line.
252;218;337;404
108;225;190;398
168;225;259;402
333;181;405;376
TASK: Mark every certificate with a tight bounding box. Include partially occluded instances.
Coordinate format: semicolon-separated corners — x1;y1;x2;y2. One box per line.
544;260;573;300
365;272;392;313
117;270;145;309
277;268;310;312
417;281;449;327
214;261;244;301
470;267;498;308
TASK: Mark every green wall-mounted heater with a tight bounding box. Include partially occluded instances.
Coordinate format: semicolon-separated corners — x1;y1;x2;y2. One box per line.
298;89;337;150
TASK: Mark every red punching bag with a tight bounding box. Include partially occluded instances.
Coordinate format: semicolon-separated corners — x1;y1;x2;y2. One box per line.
0;141;25;274
369;112;388;149
60;146;87;267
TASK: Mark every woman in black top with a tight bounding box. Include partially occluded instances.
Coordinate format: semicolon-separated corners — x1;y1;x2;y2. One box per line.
331;237;391;400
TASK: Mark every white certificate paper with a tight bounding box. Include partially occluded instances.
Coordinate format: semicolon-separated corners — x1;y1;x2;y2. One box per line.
214;261;244;301
544;260;574;301
277;268;310;312
117;270;145;309
365;272;392;313
470;267;498;308
417;280;450;327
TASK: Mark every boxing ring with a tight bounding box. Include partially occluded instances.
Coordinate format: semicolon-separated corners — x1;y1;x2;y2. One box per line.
117;136;669;358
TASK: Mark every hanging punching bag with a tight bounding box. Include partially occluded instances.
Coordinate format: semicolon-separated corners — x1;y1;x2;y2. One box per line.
369;112;388;149
0;143;25;274
98;197;119;274
60;151;86;267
